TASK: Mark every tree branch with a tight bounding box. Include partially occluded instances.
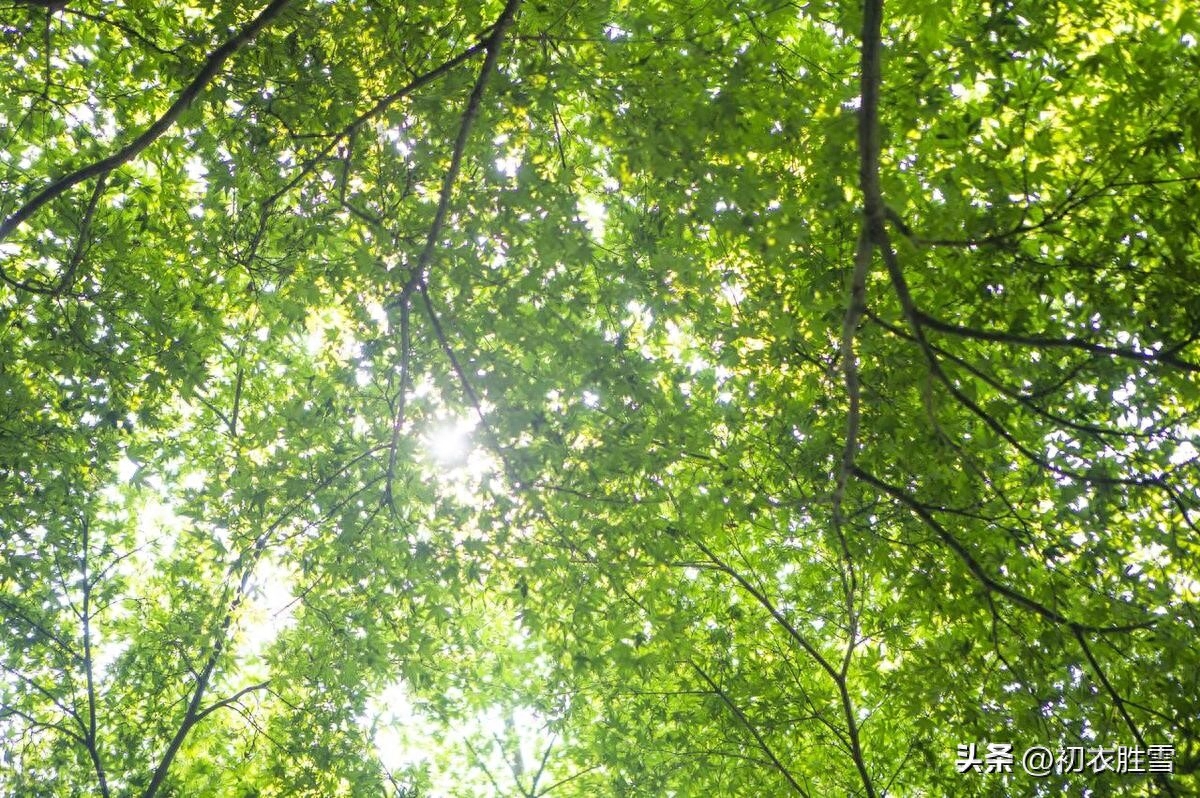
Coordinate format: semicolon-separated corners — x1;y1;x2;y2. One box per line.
139;566;254;798
689;662;811;798
386;0;522;488
912;310;1199;373
193;679;271;724
392;0;522;301
79;518;111;798
0;0;294;244
854;465;1155;634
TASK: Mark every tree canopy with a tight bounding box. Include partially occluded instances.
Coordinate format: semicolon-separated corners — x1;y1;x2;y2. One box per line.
2;0;1199;795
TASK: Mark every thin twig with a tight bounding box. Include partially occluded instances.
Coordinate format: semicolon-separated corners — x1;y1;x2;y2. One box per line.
854;465;1155;635
689;661;812;797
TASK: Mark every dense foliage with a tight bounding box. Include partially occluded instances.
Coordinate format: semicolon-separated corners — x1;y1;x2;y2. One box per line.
2;0;1199;795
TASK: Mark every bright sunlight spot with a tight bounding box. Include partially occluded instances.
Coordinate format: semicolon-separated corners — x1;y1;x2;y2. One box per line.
423;416;477;466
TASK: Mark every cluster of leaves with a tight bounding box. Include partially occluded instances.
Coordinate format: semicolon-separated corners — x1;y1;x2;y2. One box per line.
1;0;1198;795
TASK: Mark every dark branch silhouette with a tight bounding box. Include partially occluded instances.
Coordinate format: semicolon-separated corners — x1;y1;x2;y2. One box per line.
0;0;295;245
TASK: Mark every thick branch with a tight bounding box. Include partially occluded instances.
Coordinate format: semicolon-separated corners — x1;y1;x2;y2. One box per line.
392;0;522;300
140;568;254;798
80;519;111;798
386;0;522;489
0;0;294;244
829;0;888;722
856;0;885;218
